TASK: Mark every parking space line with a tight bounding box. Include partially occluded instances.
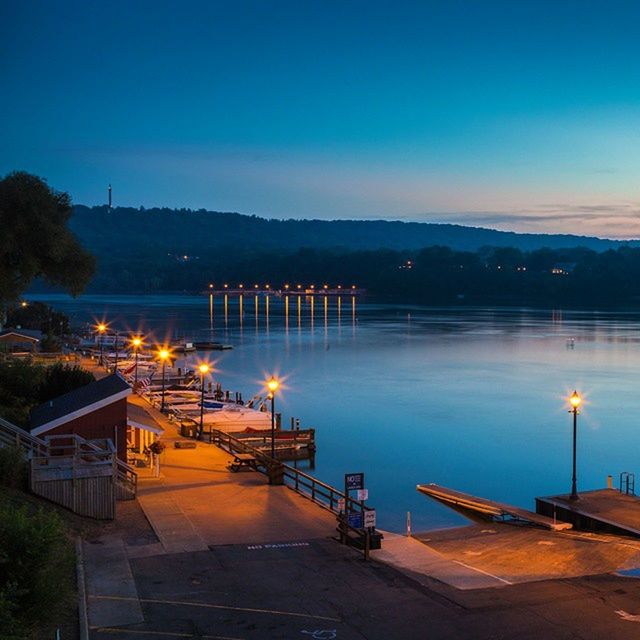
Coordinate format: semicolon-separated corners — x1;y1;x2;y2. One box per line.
91;595;341;622
96;629;243;640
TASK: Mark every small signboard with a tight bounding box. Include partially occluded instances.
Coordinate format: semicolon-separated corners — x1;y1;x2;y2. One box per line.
337;498;345;511
357;489;369;501
345;472;365;491
364;509;376;528
348;512;364;529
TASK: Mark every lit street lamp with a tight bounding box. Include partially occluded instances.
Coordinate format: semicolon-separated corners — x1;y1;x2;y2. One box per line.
158;348;170;412
96;323;107;365
198;363;211;440
568;390;582;500
131;336;143;385
267;376;280;458
114;330;119;371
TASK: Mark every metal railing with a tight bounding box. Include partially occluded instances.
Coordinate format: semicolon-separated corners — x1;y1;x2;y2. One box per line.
209;428;363;515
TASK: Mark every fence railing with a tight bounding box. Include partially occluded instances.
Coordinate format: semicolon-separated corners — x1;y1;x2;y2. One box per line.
209;428;364;515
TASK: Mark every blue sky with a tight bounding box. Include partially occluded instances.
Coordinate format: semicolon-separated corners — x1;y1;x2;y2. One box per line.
2;1;640;237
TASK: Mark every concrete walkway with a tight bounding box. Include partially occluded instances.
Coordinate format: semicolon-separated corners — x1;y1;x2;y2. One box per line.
82;537;144;629
373;531;510;590
130;394;337;550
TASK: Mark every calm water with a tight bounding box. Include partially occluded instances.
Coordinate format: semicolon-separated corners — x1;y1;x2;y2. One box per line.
26;293;640;533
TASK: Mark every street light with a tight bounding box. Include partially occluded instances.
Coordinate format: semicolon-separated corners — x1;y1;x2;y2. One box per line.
158;348;171;412
198;363;211;440
131;336;143;385
267;376;280;458
568;390;582;500
96;323;107;365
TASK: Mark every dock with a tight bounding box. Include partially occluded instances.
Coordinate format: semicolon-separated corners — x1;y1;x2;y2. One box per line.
536;488;640;537
417;483;572;531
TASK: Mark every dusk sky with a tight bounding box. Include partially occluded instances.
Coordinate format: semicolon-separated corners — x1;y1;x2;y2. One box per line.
2;1;640;238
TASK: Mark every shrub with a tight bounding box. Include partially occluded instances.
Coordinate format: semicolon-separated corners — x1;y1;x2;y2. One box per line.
38;362;94;403
149;440;166;455
0;503;74;634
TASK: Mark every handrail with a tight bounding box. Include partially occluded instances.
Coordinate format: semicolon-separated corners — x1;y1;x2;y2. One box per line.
209;429;365;516
0;416;48;456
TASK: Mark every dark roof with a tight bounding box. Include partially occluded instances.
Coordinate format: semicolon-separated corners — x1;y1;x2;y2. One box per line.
30;373;130;430
0;327;42;341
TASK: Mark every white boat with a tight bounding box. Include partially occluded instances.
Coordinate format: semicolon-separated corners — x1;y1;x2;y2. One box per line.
198;405;271;430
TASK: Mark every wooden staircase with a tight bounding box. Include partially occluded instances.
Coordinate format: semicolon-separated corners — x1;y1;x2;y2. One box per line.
0;416;137;518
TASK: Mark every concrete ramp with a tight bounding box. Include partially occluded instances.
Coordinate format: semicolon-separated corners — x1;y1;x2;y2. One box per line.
373;532;510;590
417;483;572;531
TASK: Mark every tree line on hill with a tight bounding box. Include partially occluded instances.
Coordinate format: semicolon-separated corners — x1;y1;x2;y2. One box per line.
38;243;640;307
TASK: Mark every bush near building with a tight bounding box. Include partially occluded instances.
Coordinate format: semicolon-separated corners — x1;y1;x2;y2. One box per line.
0;360;94;427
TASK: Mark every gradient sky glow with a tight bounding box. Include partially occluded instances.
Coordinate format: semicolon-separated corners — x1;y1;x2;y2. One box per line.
3;1;640;238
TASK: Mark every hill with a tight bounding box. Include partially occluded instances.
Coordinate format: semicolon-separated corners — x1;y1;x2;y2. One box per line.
70;205;631;256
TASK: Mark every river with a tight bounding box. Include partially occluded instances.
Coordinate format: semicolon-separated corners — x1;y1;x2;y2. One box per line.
25;293;640;533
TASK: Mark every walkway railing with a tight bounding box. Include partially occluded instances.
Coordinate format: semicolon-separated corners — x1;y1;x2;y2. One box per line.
210;429;364;515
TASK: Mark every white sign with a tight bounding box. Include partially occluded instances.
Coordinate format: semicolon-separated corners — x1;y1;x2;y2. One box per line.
337;498;345;511
364;509;376;528
356;489;369;501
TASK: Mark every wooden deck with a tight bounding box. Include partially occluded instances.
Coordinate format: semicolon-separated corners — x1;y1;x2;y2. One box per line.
536;488;640;537
417;483;572;531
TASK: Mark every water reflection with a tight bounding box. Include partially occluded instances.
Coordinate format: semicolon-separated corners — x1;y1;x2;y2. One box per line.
28;294;640;534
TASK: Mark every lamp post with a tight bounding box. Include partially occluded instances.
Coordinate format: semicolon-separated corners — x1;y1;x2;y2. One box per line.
158;349;170;412
198;363;210;440
114;330;119;371
97;323;107;366
131;336;142;385
267;376;280;458
568;390;582;500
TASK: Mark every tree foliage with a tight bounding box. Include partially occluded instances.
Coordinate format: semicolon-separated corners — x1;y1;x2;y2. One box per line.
0;502;74;637
0;360;94;427
6;301;70;335
0;172;95;307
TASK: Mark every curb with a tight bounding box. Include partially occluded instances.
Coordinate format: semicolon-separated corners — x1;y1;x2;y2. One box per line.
75;537;89;640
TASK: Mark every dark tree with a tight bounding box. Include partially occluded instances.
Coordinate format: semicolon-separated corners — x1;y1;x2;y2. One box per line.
0;172;95;312
6;301;70;335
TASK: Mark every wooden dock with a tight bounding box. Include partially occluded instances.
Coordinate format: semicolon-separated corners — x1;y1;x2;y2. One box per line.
536;488;640;537
417;484;572;531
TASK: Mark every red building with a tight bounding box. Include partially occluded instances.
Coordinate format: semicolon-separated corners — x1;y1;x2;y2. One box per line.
30;373;131;460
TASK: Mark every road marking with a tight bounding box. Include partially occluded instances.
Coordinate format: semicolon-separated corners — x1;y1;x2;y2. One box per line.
616;610;640;622
452;560;513;585
97;629;243;640
301;630;337;639
91;595;341;622
247;542;311;550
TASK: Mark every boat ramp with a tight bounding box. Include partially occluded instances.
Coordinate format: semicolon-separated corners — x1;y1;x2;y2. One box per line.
417;483;572;531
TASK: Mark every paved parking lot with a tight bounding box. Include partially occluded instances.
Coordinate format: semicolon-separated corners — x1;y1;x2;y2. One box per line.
89;536;640;640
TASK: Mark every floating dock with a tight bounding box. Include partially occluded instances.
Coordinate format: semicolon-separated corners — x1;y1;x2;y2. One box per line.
536;488;640;537
417;483;572;531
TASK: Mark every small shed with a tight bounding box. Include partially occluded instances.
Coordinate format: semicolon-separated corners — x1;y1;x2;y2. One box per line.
30;373;131;461
0;328;42;352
